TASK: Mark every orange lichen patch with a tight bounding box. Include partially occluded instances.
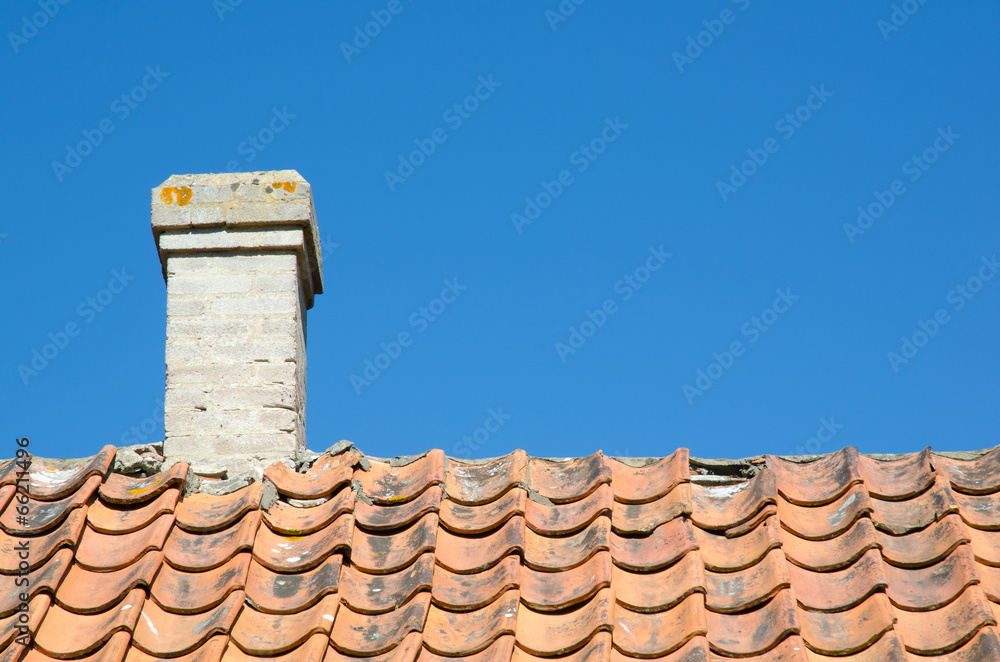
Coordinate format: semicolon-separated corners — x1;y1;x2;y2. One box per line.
272;181;297;193
29;446;115;501
355;485;441;531
355;451;445;505
263;488;353;536
252;512;351;573
87;487;180;534
423;589;519;655
159;186;192;205
99;462;188;505
608;449;689;505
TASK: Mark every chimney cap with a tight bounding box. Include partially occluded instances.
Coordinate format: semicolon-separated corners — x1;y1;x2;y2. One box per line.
151;169;323;305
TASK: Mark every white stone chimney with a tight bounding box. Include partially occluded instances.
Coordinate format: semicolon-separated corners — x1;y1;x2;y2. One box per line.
151;170;323;463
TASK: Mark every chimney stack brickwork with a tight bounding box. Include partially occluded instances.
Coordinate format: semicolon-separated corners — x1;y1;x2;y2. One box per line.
151;171;323;463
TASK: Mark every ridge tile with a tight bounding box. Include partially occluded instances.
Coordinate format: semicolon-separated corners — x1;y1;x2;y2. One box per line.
528;454;611;504
608;450;689;505
934;447;1000;495
99;461;188;505
857;448;934;501
355;451;445;505
446;451;527;505
263;455;353;500
29;446;115;501
1;475;99;535
766;447;861;506
691;469;776;531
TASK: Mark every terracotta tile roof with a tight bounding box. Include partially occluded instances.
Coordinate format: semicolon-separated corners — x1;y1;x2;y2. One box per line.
3;444;1000;660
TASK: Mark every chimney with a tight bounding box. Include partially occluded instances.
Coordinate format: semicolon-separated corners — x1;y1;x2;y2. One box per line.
151;171;323;463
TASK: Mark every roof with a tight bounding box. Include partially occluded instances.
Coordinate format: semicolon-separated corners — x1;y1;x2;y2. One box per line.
2;444;1000;661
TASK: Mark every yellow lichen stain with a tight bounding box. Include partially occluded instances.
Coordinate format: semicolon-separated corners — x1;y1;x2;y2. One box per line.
387;494;407;503
272;181;297;193
128;476;164;495
160;186;193;206
283;534;303;542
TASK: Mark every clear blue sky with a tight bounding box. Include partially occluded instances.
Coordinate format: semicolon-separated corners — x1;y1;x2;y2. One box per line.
3;1;998;463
